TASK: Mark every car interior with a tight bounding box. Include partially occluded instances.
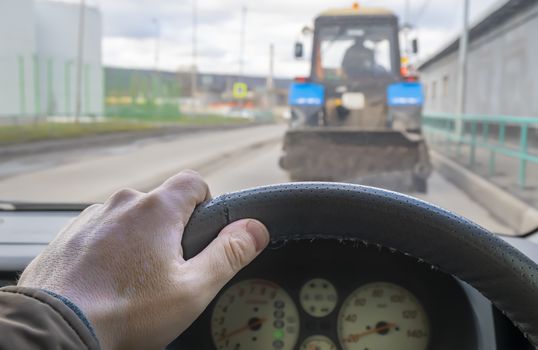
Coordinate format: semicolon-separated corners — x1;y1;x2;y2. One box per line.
2;1;538;350
4;183;536;350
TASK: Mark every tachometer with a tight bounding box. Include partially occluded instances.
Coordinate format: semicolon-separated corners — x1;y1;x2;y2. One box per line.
338;282;429;350
211;279;299;350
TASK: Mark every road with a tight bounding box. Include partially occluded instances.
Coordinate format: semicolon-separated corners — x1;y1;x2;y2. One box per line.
0;125;284;203
204;141;511;233
0;124;511;233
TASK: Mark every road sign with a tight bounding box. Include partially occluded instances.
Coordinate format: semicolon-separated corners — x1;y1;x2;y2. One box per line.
233;82;248;99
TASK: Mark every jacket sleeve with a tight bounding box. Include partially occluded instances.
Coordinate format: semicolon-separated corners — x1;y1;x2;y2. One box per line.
0;286;100;350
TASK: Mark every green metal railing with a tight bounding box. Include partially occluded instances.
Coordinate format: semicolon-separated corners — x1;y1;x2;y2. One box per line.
423;113;538;189
5;53;97;118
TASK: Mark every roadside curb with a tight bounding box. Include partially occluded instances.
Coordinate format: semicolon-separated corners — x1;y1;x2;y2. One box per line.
431;151;538;233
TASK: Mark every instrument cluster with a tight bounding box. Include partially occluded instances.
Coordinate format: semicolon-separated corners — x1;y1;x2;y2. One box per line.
171;240;478;350
211;278;429;350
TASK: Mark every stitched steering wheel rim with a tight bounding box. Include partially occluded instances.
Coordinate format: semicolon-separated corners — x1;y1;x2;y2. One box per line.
182;182;538;346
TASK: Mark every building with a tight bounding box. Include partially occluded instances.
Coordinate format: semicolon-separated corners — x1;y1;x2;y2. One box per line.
0;0;103;119
418;0;538;116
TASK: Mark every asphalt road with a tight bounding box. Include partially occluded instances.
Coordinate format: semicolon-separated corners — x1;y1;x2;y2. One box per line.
0;124;511;233
0;125;284;203
204;141;512;233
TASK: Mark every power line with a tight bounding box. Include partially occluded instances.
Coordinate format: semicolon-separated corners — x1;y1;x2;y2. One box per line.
413;0;433;25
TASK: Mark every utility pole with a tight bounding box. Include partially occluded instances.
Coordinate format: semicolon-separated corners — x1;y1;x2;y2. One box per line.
239;6;247;78
152;18;161;103
267;43;274;90
153;19;161;71
237;5;247;110
266;43;274;109
75;0;86;123
404;0;410;55
191;0;198;115
456;0;470;133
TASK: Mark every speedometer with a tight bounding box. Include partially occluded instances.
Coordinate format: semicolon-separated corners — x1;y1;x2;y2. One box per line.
211;279;299;350
338;282;429;350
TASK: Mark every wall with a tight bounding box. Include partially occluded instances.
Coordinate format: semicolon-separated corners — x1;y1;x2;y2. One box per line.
0;0;35;117
0;0;103;119
35;1;103;116
419;1;538;116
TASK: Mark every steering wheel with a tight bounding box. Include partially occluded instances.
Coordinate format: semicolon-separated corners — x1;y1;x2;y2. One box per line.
182;183;538;347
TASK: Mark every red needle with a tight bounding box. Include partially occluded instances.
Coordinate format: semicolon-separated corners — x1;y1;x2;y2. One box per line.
218;318;267;342
344;322;398;343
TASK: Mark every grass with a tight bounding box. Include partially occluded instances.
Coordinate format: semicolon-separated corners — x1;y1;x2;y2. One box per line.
109;113;251;125
0;121;156;144
0;115;251;145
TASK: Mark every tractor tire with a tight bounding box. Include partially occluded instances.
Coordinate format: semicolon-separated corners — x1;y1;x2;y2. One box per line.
413;176;428;194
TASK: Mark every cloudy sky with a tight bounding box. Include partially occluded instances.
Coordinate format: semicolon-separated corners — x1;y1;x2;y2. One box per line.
84;0;501;78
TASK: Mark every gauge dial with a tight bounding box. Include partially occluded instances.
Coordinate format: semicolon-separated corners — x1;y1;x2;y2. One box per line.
300;335;337;350
211;279;299;350
338;282;429;350
300;278;338;317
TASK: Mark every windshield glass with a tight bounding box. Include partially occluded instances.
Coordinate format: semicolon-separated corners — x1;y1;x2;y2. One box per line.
0;0;537;237
317;24;395;81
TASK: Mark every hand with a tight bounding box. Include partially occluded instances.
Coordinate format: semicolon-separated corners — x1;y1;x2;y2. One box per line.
18;170;270;350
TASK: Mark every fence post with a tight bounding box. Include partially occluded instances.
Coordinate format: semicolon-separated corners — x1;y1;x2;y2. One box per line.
47;58;53;116
489;122;503;177
499;122;506;145
443;119;450;153
518;124;528;189
18;55;26;116
85;64;90;116
65;61;71;115
482;122;489;142
456;115;463;158
469;121;477;167
450;118;457;156
33;54;41;118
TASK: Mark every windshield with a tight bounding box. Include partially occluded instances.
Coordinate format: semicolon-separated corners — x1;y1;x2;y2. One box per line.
1;0;537;237
316;24;395;81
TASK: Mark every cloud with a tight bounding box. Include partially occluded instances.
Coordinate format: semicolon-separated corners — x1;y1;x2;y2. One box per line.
99;1;234;39
97;0;502;77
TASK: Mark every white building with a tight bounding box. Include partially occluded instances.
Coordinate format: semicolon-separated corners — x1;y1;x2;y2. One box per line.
0;0;103;119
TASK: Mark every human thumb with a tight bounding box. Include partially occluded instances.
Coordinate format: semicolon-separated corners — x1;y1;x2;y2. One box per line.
186;219;270;297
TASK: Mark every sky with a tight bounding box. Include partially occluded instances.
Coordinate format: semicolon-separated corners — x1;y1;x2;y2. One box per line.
82;0;501;78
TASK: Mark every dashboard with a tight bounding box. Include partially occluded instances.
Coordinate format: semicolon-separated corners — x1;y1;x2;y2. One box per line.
0;209;536;350
169;240;479;350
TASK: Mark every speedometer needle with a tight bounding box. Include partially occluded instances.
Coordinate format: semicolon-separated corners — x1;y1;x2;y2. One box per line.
218;317;267;341
344;322;398;343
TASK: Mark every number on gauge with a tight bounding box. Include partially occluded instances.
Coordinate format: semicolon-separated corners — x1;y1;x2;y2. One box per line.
300;278;338;317
300;335;337;350
211;279;299;350
338;282;430;350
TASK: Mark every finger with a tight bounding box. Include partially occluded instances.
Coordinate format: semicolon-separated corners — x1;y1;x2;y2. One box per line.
184;219;269;297
81;203;102;215
204;187;213;202
104;188;143;208
151;170;210;220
